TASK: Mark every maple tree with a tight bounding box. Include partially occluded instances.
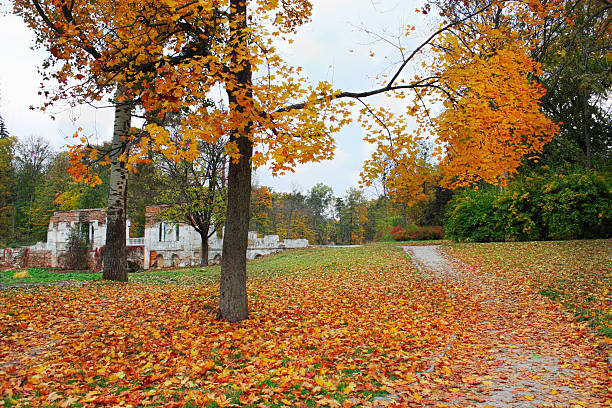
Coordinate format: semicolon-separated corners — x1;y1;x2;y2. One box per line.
14;0;348;304
360;1;562;191
16;0;564;321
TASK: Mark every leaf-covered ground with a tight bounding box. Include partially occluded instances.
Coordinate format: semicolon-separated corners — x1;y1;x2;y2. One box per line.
0;245;463;407
406;244;610;407
1;243;610;407
443;240;612;339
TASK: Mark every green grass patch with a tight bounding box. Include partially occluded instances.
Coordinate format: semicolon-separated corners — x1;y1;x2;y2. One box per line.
0;267;100;286
131;245;391;285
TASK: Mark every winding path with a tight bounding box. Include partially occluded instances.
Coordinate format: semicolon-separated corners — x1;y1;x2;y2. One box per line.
403;245;610;407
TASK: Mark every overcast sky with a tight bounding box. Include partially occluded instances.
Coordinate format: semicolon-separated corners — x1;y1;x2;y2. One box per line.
0;1;432;196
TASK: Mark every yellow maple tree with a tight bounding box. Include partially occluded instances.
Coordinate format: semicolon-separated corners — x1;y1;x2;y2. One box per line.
16;0;563;320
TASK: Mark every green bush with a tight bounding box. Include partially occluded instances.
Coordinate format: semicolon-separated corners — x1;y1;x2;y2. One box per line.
444;170;612;242
444;189;503;242
494;175;547;241
540;172;611;240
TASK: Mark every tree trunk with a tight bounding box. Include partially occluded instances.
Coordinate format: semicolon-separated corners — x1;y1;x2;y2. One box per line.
582;91;591;169
27;192;34;241
200;230;209;266
219;0;252;322
103;88;132;282
219;135;252;321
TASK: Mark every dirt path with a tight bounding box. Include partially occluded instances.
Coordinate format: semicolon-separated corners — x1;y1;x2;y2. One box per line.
403;245;611;407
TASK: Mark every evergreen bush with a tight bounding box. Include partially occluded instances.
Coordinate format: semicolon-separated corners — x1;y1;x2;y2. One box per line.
444;170;611;242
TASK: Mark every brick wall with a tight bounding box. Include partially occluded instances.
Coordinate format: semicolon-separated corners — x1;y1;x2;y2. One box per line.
0;247;52;270
145;205;167;228
48;208;107;226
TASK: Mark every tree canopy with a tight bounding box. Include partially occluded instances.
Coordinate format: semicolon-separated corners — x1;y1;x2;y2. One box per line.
14;0;575;321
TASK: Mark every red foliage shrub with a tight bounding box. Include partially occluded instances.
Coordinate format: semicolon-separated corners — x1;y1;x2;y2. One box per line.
389;225;404;235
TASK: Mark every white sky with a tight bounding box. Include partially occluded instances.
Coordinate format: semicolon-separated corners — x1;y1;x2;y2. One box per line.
0;0;432;196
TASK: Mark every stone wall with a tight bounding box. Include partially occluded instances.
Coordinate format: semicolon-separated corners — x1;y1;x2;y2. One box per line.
1;206;309;271
0;245;52;270
143;205;309;269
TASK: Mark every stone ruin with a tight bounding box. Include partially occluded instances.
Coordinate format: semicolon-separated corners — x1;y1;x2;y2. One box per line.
0;206;308;271
143;205;308;268
0;208;142;272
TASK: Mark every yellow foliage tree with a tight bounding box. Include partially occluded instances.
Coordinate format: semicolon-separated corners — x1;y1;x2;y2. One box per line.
17;0;562;321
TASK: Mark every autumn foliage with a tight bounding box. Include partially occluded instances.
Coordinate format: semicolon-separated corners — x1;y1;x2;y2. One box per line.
360;0;562;198
444;240;612;339
14;0;352;180
2;243;611;406
432;30;558;188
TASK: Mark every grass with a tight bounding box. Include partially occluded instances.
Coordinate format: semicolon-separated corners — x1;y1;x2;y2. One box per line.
0;247;363;286
443;239;612;339
0;267;101;286
131;246;362;284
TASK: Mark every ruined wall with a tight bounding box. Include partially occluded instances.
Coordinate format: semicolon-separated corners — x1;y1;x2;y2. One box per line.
1;208;132;271
46;208;109;268
143;205;309;269
1;206;308;271
0;245;52;270
143;205;204;268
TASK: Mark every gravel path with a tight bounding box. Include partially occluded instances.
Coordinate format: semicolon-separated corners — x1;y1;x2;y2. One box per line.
403;245;610;407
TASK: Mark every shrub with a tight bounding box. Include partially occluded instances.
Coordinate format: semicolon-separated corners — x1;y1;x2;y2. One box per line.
389;224;417;241
390;225;444;241
444;189;503;242
494;175;548;241
65;226;91;270
444;170;612;242
540;171;611;240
